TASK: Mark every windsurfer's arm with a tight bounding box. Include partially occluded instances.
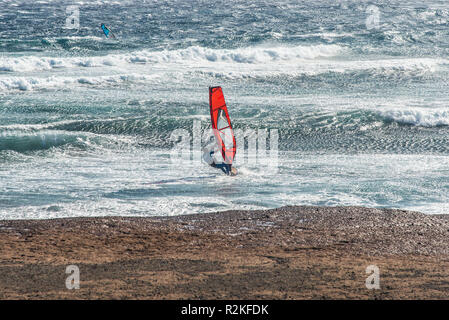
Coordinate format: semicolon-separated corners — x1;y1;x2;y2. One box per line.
202;144;216;166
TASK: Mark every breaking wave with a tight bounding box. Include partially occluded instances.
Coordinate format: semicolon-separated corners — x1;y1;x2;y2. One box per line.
0;44;346;72
379;109;449;127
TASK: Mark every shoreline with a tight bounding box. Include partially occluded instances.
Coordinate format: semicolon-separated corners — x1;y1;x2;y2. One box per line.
1;206;448;299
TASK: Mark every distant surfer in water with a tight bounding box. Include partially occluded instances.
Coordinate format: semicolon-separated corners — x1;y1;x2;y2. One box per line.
202;141;238;176
101;23;116;39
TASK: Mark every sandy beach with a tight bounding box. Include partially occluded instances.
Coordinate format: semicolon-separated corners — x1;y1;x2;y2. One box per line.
0;206;448;299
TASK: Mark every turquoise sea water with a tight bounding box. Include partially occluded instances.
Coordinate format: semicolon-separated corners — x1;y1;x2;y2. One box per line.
1;0;449;219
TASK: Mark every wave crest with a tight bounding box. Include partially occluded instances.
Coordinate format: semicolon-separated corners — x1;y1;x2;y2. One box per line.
379;109;449;127
0;44;345;73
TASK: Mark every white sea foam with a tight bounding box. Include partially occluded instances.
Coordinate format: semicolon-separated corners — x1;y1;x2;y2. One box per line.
0;44;346;72
0;73;161;91
379;109;449;127
1;43;444;95
192;57;441;80
0;55;441;93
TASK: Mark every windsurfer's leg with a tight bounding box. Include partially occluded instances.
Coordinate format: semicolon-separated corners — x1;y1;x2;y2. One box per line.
223;164;231;175
211;163;228;174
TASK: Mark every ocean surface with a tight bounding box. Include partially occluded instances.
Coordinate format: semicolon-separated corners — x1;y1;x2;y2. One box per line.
1;0;449;219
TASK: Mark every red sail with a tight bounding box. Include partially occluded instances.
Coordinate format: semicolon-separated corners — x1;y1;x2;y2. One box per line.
209;86;236;165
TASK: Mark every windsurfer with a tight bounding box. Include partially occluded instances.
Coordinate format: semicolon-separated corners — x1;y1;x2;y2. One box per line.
101;23;116;39
207;86;237;176
202;142;237;176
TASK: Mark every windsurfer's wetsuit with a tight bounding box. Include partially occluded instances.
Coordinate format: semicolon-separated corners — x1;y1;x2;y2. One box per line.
202;143;234;175
211;156;232;175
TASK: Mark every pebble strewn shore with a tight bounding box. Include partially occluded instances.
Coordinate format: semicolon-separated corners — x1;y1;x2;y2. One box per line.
0;206;448;299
